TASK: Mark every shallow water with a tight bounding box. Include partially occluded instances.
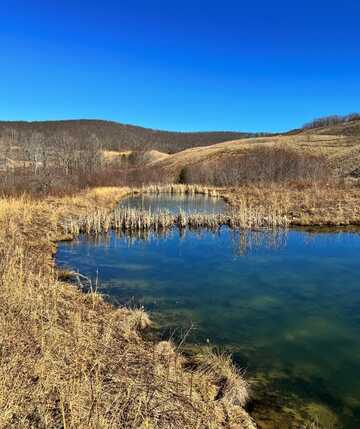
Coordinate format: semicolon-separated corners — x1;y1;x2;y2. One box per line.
56;195;360;428
119;193;227;213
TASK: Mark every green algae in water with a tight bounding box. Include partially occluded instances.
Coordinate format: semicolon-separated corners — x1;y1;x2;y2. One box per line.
57;206;360;428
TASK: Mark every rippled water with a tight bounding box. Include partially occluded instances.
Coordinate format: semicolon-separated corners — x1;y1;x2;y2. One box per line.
56;195;360;428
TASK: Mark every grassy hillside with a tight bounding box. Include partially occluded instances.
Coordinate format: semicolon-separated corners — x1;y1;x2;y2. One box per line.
149;119;360;178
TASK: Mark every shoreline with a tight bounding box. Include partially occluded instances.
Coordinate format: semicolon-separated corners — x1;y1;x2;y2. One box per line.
2;182;358;428
0;186;256;429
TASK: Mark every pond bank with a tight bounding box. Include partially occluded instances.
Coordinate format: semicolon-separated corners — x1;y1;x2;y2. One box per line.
3;182;357;428
58;199;360;428
223;182;360;227
0;187;256;429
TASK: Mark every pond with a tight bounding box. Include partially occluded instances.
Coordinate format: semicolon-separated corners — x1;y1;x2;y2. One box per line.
118;193;227;213
56;194;360;428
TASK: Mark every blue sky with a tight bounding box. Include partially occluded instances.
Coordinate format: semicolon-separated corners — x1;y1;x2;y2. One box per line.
1;0;359;132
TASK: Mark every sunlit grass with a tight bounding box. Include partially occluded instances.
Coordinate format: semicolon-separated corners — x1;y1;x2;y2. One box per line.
0;187;254;429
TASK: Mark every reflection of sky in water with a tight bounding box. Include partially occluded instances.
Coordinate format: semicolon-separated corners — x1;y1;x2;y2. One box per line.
119;193;227;214
57;198;360;427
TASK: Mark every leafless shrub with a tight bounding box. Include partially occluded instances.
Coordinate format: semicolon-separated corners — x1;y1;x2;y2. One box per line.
180;146;331;186
303;113;360;129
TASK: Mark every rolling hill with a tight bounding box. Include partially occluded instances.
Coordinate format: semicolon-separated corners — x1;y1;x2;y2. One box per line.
0;119;263;155
148;119;360;178
1;116;360;180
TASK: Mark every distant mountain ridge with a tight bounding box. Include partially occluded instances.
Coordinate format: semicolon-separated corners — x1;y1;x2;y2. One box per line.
0;119;267;154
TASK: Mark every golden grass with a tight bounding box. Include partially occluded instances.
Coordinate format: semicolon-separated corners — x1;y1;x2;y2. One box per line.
139;184;221;197
225;182;360;226
64;204;288;236
0;187;254;429
102;150;132;161
195;349;249;408
149;122;360;179
2;183;353;427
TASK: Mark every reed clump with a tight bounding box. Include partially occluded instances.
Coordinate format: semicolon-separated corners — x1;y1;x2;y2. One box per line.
0;188;255;429
64;204;288;236
139;183;221;198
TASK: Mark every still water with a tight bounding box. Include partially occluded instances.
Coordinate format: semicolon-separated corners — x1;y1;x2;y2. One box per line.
119;193;227;213
56;195;360;428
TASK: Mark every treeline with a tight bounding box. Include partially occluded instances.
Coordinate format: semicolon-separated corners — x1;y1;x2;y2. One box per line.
303;113;360;129
0;119;266;195
0;119;261;155
0;146;331;196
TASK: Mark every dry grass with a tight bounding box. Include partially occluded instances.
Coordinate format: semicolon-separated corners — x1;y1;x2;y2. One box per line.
64;204;288;236
0;187;255;429
195;349;249;407
225;182;360;226
148;120;360;180
139;184;221;197
102;150;132;162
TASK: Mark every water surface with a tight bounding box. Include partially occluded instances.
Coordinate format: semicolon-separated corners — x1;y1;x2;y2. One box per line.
57;195;360;428
119;193;227;213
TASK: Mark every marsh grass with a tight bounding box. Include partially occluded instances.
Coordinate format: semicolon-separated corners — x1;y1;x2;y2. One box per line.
0;187;255;429
229;183;360;226
63;204;288;237
138;184;221;197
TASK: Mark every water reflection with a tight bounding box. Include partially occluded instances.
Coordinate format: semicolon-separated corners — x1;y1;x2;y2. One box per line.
57;226;360;428
57;192;360;428
119;193;227;214
68;226;289;256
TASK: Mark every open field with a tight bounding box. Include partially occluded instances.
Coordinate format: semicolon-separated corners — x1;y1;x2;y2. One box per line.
0;187;255;429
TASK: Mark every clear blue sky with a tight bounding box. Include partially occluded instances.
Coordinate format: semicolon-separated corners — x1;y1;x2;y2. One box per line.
1;0;359;132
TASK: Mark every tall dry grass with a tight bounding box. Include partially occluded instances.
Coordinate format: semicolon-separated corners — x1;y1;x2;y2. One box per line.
63;205;288;237
225;182;360;226
0;188;255;429
60;184;288;236
139;184;221;197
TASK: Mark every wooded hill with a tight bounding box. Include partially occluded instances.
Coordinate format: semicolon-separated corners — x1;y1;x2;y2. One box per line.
0;119;265;155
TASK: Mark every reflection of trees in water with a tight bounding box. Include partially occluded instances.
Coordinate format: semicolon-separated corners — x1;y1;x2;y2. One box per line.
77;228;173;248
299;226;360;247
231;229;288;256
